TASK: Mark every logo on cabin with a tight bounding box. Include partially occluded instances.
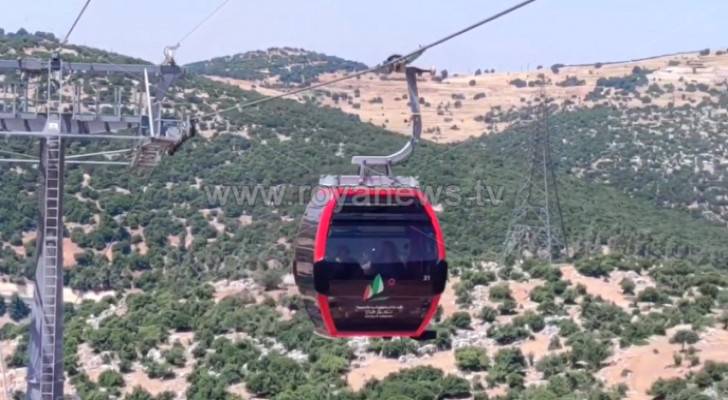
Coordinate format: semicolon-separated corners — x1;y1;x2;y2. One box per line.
363;274;384;301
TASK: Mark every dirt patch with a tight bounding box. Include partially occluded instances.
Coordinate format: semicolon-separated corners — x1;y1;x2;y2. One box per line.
102;245;114;263
0;338;24;395
134;241;148;255
6;243;26;257
0;274;113;305
561;265;631;308
66;222;95;234
510;280;542;312
185;226;193;248
521;332;561;360
59;238;84;268
167;331;195;348
213;279;256;302
227;382;253;399
78;343;108;382
122;366;190;397
0;279;32;299
210;219;226;233
598;325;728;400
168;235;181;248
439;277;460;319
75;290;115;303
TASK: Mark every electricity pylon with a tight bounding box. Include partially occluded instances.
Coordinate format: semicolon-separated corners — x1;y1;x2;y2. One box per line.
502;89;568;264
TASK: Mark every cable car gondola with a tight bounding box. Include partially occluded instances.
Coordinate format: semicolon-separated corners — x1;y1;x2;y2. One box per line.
293;62;448;338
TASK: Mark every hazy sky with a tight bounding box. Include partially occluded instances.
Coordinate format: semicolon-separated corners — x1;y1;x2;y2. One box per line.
2;0;727;72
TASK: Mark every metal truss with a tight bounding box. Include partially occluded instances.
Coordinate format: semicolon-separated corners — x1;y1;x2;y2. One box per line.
0;50;194;400
502;90;568;264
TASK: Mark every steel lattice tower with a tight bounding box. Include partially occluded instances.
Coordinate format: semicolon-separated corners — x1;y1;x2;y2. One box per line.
0;50;194;400
502;91;568;264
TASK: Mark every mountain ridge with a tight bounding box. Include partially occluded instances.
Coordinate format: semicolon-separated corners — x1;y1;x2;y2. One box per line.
185;47;368;88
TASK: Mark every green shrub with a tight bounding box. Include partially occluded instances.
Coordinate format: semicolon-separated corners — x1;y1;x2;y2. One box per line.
455;346;489;372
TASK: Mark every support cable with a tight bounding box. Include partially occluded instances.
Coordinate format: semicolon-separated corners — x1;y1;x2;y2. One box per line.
174;0;232;48
198;0;538;119
62;0;93;45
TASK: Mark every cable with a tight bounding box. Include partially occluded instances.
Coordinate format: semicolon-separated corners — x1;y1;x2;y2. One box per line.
65;148;133;159
198;0;538;119
0;149;35;159
414;0;538;56
175;0;232;48
62;0;93;45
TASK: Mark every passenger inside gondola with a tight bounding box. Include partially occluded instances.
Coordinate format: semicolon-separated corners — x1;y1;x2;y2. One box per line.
373;240;406;279
333;245;355;264
329;244;362;280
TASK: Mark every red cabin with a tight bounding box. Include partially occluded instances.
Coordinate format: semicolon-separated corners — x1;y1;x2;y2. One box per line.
293;183;447;338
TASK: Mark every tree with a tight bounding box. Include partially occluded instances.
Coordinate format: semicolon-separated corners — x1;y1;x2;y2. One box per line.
548;335;562;350
246;353;306;396
509;78;527;88
455;346;489;372
125;387;154;400
362;366;468;400
479;306;497;323
670;329;700;352
557;319;580;338
448;311;472;330
637;287;669;304
9;294;29;321
536;353;568;378
498;299;517;315
0;296;6;316
522;312;545;333
369;338;417;358
488;323;529;345
98;369;125;388
440;375;471;398
489;348;527;387
530;286;554;303
162;344;186;367
567;332;611;370
254;269;282;291
620;277;635;295
313;353;348;376
427;326;452;351
649;378;687;399
673;352;682;366
574;256;617;277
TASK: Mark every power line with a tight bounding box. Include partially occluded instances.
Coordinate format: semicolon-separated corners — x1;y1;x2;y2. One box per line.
62;0;93;45
414;0;538;56
175;0;232;48
198;0;538;119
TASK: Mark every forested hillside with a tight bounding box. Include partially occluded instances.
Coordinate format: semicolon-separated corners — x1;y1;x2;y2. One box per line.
0;29;727;400
185;47;367;87
203;47;728;228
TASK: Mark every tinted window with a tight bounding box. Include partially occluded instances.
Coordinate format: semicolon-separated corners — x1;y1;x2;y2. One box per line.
324;201;440;298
